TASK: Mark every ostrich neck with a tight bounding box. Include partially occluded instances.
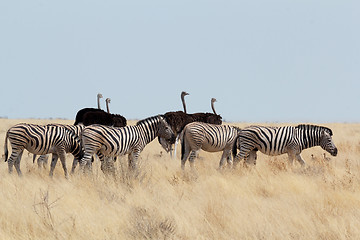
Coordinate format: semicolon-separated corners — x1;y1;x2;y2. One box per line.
211;101;217;115
181;95;187;113
97;96;101;109
106;102;110;113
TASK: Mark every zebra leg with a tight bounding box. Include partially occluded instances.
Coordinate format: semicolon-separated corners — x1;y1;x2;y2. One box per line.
287;152;296;166
37;155;49;169
58;150;69;178
7;151;18;174
13;150;24;176
43;155;49;169
233;153;241;168
49;154;59;177
233;149;251;168
226;155;233;168
295;154;306;166
219;150;231;169
188;150;198;169
101;156;116;178
226;150;233;168
173;135;181;159
72;155;91;174
128;150;140;170
79;150;96;173
246;150;257;166
180;144;191;170
71;157;78;174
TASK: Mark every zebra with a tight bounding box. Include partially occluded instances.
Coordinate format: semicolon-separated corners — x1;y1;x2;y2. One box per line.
4;123;83;178
79;115;176;175
33;124;85;171
181;122;240;170
232;124;338;166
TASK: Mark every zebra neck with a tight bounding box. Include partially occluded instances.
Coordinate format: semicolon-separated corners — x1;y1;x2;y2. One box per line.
137;121;158;145
66;134;77;153
298;128;321;150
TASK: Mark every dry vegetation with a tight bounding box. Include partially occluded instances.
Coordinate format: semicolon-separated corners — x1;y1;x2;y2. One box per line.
1;119;360;240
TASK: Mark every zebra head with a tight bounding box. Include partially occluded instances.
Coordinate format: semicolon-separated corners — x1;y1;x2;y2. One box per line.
319;129;338;156
68;130;84;161
158;137;173;153
158;116;176;144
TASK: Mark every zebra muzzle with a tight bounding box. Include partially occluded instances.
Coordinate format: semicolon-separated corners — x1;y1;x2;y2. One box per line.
330;148;338;156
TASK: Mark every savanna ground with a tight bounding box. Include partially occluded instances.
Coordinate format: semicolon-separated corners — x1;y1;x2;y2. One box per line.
0;118;360;240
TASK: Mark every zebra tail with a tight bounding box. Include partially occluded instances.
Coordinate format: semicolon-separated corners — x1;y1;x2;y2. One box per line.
232;135;240;158
33;154;37;163
181;132;185;160
4;132;8;162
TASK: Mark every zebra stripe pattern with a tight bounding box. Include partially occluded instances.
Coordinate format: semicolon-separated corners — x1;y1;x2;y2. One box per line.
232;124;338;166
79;115;175;174
181;122;240;169
35;124;85;170
4;123;83;177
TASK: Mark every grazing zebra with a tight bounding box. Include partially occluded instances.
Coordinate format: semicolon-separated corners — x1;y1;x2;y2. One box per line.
33;124;85;172
4;123;83;177
232;124;338;166
79;115;176;174
181;122;240;170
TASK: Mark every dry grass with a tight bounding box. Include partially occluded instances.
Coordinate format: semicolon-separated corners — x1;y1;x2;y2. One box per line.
1;119;360;239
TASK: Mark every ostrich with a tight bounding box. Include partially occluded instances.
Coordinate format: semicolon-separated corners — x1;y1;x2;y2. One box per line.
82;98;127;127
160;91;223;158
185;94;222;125
74;93;104;125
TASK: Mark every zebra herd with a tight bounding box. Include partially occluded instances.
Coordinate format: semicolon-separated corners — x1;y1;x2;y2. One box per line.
3;93;338;178
4;115;175;177
179;122;337;170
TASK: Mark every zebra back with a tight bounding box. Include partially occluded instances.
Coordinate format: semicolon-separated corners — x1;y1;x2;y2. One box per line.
46;123;84;137
182;122;239;151
6;123;83;157
296;124;333;136
81;115;175;158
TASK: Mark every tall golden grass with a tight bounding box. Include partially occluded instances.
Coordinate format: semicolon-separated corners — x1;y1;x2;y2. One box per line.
1;119;360;240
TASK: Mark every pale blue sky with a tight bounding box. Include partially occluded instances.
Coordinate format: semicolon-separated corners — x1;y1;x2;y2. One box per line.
1;0;359;122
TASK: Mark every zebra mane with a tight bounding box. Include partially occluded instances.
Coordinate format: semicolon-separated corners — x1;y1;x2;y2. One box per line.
232;126;242;133
295;124;333;136
136;115;164;126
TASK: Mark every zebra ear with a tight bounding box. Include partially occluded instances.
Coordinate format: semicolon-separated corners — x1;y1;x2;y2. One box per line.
159;114;169;125
320;126;333;136
320;130;330;138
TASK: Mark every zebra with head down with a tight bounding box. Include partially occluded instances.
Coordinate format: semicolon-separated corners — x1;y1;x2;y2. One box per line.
232;124;338;166
4;123;83;178
79;115;176;176
33;123;85;169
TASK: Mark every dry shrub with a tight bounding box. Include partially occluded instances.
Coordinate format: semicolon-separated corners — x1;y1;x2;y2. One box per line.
111;156;153;191
266;157;289;174
127;207;177;240
32;188;76;240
